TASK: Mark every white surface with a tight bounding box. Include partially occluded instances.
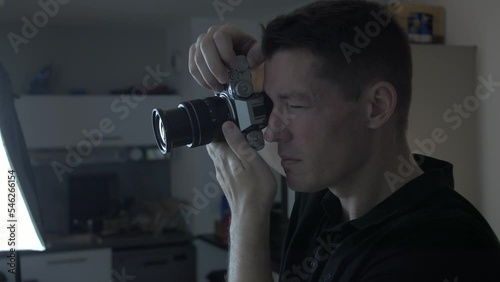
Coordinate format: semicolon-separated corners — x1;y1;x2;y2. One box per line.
0;130;45;251
20;248;112;282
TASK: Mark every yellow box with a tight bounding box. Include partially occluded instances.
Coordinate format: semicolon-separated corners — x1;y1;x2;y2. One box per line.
390;3;446;43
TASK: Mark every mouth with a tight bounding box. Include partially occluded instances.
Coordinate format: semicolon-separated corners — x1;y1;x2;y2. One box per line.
280;155;300;167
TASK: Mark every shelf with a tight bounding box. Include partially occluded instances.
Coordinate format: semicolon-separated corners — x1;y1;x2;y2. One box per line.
15;94;181;149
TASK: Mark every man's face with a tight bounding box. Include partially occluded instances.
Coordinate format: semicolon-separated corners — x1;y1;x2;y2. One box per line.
263;49;371;192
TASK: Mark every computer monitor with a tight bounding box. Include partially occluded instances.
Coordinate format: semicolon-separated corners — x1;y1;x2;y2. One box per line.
0;63;45;255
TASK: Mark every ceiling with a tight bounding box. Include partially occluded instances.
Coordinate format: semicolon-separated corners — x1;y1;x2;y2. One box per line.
0;0;307;26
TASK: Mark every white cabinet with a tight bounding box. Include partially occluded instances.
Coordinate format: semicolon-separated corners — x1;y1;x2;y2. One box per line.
21;248;112;282
15;95;180;149
113;244;196;282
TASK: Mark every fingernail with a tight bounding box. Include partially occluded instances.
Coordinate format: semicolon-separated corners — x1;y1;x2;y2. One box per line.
223;121;234;133
219;72;229;84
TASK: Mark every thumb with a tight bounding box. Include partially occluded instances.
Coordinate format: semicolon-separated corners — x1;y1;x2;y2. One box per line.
222;121;253;160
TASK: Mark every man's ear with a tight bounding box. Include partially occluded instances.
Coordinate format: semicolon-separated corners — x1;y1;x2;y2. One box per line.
365;81;397;129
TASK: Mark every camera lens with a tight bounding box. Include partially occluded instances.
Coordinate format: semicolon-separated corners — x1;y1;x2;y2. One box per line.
152;107;192;154
151;96;232;154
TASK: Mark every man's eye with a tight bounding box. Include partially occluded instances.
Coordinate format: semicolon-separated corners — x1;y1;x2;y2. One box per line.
289;105;305;109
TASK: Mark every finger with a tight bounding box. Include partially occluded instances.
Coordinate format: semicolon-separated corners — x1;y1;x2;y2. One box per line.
189;44;211;90
211;27;238;70
214;24;264;68
195;45;224;92
208;139;244;176
194;34;224;91
246;41;264;69
221;24;261;58
206;143;216;160
221;121;256;165
213;24;262;69
201;26;232;84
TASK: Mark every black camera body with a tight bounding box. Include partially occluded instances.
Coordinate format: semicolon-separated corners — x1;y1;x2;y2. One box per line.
152;55;272;154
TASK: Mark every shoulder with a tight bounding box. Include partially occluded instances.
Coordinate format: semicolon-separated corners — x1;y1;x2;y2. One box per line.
359;196;500;281
376;188;500;250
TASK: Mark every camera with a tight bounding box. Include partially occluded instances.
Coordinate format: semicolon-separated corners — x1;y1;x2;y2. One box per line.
151;55;273;154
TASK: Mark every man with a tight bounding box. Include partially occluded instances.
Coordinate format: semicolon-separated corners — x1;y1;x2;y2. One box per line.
188;1;500;281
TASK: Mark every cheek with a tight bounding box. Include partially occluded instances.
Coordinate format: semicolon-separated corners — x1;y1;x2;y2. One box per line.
291;115;323;145
292;115;332;161
303;108;365;154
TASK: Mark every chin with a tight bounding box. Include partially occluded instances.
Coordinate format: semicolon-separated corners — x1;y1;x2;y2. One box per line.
285;174;325;193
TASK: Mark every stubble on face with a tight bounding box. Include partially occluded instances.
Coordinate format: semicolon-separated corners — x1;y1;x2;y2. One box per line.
263;49;370;193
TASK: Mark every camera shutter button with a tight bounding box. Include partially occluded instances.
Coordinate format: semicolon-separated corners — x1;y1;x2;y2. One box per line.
246;131;264;151
235;80;253;98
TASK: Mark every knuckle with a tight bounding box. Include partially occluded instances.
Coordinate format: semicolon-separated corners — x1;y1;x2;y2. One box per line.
226;133;243;145
193;51;203;66
196;33;206;44
236;139;251;152
211;143;224;157
199;38;210;52
188;65;196;77
206;144;214;155
189;64;199;77
221;23;233;30
207;25;221;34
189;43;196;52
212;29;225;42
188;53;198;76
215;171;223;183
217;148;227;160
188;44;197;57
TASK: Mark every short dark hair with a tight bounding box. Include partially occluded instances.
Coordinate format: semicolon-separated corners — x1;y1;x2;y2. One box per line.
261;0;412;140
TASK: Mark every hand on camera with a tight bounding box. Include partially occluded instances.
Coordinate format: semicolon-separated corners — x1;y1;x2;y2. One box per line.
188;24;264;92
190;25;278;214
207;121;277;216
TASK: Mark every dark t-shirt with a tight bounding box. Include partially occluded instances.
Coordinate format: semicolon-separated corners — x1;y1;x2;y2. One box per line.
279;155;500;282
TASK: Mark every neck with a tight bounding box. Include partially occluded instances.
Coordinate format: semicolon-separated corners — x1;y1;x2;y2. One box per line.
328;141;424;223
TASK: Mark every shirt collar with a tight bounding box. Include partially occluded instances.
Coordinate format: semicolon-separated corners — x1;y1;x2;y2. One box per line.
320;154;455;231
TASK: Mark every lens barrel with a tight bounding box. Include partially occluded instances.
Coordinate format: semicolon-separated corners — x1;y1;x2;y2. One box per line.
152;96;232;154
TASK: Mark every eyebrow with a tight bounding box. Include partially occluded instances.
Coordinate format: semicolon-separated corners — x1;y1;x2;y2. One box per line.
264;90;315;102
278;92;315;103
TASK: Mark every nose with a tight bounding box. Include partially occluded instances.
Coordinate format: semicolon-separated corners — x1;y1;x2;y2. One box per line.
264;108;291;142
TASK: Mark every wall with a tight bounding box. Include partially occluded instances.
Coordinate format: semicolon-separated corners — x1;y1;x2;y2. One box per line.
371;0;500;237
408;0;500;237
0;26;169;95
